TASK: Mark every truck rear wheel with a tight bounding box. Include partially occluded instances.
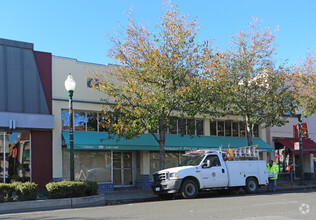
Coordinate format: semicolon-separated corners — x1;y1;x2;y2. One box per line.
180;179;198;199
245;177;258;194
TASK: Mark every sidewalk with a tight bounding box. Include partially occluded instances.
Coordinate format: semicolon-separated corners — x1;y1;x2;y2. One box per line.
101;187;158;205
1;180;316;214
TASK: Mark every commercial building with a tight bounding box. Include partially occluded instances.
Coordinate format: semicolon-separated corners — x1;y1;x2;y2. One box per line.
266;117;316;180
52;56;274;190
0;38;54;186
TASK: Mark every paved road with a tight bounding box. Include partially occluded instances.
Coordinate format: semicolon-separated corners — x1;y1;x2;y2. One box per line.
1;190;315;220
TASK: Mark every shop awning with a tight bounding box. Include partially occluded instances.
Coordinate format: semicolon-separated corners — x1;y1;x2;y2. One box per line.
276;138;316;154
62;131;274;152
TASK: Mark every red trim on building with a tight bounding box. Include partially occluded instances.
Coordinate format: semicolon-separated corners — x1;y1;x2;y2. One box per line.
32;51;53;186
33;51;52;114
31;131;52;187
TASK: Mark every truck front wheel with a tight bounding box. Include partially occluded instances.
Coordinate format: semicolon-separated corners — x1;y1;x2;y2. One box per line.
245;177;258;194
180;179;198;199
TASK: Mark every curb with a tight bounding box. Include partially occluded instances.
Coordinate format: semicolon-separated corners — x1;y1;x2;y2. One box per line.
72;194;104;207
276;184;316;192
0;185;315;213
0;194;104;214
104;197;159;206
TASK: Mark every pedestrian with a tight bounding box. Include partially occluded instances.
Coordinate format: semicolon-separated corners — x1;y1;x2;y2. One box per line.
267;160;279;192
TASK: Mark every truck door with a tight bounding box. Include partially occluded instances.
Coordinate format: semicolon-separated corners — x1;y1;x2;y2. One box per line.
200;155;228;188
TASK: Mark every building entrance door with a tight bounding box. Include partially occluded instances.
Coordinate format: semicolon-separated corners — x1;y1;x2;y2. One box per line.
113;152;134;186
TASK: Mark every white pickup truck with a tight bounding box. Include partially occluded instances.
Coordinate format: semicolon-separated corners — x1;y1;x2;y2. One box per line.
151;150;269;199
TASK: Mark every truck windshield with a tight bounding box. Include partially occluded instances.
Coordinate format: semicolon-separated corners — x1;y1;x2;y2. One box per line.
179;155;205;166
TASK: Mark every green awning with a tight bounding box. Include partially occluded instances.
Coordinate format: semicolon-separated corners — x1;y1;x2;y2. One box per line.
62;131;274;152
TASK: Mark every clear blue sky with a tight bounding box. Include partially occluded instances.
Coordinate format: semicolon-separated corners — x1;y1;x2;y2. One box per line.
1;0;315;65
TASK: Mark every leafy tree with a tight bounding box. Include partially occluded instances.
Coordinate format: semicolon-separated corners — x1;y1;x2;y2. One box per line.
291;53;316;116
93;2;212;169
205;19;294;146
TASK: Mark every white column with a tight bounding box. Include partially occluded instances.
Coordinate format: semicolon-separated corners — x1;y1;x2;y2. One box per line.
310;154;314;173
303;154;311;172
204;119;210;136
140;151;150;175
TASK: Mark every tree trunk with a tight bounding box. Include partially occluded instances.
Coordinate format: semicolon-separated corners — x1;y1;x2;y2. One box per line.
159;128;166;170
245;115;253;146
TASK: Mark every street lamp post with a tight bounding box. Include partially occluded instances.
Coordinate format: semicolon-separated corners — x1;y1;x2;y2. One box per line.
297;113;305;185
64;74;76;181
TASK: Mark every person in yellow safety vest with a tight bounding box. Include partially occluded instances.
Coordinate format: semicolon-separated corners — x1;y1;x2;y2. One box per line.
267;160;279;192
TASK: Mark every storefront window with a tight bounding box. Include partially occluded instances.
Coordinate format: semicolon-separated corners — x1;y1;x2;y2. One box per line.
74;111;85;131
168;119;204;136
87;112;97;131
232;122;239;137
0;132;31;183
169;120;178;134
275;146;294;174
210;121;216;136
209;120;259;138
240;121;246;137
187;119;195;135
165;152;180;168
62;110;70;130
179;153;187;164
217;121;224;136
150;151;186;179
62;149;112;182
196;120;204;136
150;152;160;178
98;113;108;132
225;121;232;136
253;124;259;137
178;119;186;135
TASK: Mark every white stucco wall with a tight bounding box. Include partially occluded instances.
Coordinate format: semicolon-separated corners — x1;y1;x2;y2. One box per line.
51;56;272;179
53;56;117;103
52;56;114;178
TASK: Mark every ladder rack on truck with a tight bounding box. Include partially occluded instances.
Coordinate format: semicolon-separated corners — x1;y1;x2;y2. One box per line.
184;145;260;160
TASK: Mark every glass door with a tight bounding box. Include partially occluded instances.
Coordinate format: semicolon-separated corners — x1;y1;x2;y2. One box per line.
113;152;134;186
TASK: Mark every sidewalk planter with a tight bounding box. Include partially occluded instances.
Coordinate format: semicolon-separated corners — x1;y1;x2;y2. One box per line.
0;183;15;202
46;181;98;199
0;182;38;202
12;182;38;201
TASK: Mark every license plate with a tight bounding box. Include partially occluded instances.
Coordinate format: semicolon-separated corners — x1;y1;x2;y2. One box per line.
155;187;160;192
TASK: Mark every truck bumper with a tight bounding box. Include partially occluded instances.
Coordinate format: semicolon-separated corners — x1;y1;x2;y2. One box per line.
151;179;182;194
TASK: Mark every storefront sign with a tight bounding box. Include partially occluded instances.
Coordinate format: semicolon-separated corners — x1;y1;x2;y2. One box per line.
165;146;199;151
